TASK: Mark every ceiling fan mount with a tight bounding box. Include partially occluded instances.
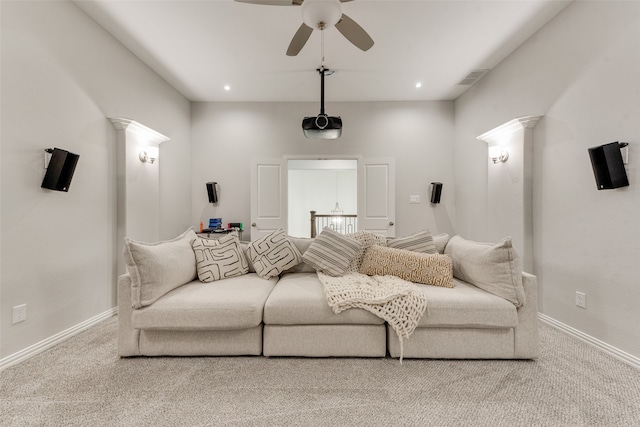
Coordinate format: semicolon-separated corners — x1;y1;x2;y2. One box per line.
235;0;374;56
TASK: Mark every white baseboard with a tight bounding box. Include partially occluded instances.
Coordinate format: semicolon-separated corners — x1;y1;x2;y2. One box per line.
0;307;117;371
538;313;640;370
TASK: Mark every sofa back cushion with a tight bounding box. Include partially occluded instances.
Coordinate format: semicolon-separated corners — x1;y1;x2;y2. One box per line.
123;228;197;309
433;233;450;254
359;245;454;288
281;236;317;274
444;235;525;307
192;233;249;282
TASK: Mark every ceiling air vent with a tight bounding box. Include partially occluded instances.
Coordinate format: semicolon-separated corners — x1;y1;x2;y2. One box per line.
458;69;490;86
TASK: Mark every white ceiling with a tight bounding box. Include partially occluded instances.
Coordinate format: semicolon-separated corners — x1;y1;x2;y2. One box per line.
74;0;572;103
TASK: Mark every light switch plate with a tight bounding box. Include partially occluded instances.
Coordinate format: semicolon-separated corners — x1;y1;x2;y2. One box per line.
409;195;420;204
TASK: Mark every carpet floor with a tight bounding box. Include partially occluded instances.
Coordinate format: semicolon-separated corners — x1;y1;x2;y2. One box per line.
1;316;639;426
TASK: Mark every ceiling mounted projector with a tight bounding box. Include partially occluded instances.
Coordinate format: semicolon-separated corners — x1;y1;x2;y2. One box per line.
303;67;342;139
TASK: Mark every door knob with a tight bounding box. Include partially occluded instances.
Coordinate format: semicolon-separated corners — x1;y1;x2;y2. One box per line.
389;221;394;226
251;223;256;227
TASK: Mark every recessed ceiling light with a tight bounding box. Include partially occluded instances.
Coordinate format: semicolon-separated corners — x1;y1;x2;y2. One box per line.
415;82;422;88
224;85;231;91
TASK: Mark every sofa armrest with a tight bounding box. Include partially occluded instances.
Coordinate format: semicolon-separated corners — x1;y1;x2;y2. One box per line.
513;272;539;359
117;274;141;357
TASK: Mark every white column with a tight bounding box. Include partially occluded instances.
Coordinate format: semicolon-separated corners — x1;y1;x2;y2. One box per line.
109;118;169;274
477;115;542;272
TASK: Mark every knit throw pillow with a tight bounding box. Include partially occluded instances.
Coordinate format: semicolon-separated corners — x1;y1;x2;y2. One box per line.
192;233;249;282
302;227;362;277
387;229;437;254
248;229;303;279
345;230;387;272
359;245;454;288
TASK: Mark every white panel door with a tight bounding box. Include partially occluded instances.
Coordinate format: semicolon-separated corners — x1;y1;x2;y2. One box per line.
358;157;395;237
250;158;287;240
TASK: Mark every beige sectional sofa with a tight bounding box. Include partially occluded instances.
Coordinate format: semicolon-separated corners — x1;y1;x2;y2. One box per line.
118;228;539;360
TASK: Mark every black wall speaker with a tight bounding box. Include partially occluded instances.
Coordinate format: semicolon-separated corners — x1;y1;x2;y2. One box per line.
206;182;218;203
430;182;443;204
588;142;629;190
41;148;79;192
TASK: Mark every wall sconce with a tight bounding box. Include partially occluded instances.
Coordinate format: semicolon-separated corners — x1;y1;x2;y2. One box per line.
488;145;509;163
139;146;159;164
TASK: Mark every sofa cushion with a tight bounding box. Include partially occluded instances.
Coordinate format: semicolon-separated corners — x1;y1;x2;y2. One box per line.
433;233;450;254
416;279;518;328
302;227;361;277
123;228;197;309
281;236;317;274
247;229;303;279
345;230;387;272
264;273;385;325
192;233;248;282
359;245;454;288
387;229;437;254
131;274;278;330
445;235;525;307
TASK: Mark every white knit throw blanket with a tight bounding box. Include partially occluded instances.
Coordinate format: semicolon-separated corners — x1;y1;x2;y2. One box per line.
318;271;427;362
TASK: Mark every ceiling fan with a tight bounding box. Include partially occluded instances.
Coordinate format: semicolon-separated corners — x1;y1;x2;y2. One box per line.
235;0;374;56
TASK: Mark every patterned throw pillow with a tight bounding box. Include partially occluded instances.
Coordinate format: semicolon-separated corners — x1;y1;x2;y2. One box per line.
345;230;387;272
124;227;198;309
248;229;303;279
387;230;437;254
191;233;249;282
302;227;362;277
359;245;454;288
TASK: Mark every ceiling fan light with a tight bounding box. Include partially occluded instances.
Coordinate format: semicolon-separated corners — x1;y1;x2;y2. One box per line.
301;0;342;30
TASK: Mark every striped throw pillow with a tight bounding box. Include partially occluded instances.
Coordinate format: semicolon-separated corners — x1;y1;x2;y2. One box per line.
192;233;249;282
302;227;362;277
387;230;437;254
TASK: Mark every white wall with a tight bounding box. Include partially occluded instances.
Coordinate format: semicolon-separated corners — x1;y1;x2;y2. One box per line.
454;1;640;358
191;101;455;241
0;1;191;359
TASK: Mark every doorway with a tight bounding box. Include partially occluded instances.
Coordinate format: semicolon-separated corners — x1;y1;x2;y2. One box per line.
287;159;358;237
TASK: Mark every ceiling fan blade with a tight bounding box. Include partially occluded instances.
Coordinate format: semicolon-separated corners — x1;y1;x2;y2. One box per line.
286;23;314;56
335;13;374;52
234;0;300;5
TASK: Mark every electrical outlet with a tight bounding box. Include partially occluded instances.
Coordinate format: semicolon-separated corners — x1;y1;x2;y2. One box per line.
12;304;27;324
575;292;586;309
409;195;420;204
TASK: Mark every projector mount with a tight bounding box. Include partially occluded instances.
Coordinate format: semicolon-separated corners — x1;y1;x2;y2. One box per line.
302;66;342;139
